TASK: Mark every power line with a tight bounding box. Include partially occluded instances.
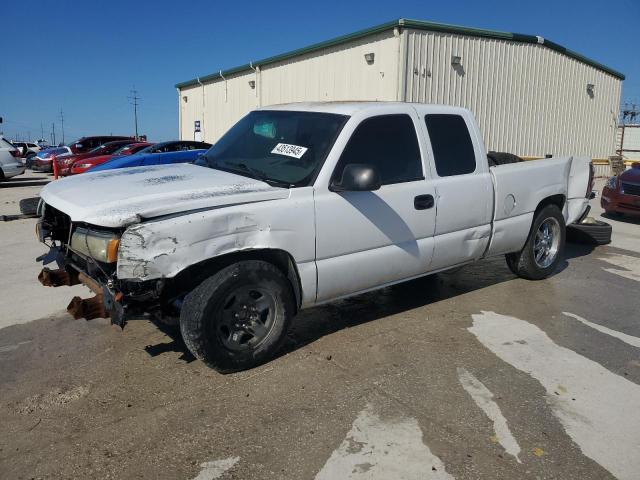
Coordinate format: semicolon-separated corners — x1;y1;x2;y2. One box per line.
128;87;141;139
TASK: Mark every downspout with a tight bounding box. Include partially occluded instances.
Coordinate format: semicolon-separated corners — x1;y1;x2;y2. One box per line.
395;23;408;102
197;76;205;140
219;70;228;102
176;87;182;140
249;61;261;107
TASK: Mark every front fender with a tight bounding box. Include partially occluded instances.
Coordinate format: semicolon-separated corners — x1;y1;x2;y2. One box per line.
116;190;317;303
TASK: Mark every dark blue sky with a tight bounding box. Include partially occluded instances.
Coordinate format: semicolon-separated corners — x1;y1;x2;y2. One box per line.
2;0;638;142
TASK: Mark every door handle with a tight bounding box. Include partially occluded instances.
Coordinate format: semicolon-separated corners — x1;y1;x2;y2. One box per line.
414;194;434;210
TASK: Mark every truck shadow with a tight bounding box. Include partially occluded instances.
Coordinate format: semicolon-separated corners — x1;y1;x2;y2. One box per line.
143;242;596;367
280;244;595;356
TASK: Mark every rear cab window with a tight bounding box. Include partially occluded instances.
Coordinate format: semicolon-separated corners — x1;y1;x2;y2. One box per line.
424;114;476;177
333;114;423;186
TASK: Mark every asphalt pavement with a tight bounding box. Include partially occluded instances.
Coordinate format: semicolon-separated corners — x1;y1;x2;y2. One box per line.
1;174;639;479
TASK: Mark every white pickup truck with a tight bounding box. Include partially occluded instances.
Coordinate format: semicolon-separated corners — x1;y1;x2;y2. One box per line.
37;102;593;372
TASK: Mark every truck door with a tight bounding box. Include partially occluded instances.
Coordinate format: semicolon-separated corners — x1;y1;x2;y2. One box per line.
314;112;437;302
419;111;494;270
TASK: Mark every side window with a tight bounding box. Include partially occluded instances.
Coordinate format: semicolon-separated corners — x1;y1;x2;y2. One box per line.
424;114;476;177
334;114;423;186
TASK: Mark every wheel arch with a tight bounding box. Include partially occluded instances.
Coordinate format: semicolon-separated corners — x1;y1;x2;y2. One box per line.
168;248;303;312
535;194;566;215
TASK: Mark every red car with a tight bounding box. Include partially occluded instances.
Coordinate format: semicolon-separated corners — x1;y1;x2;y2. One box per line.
70;142;153;174
56;140;138;176
601;162;640;217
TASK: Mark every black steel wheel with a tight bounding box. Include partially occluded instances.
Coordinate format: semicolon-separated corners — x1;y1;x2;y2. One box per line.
180;260;294;373
216;286;277;352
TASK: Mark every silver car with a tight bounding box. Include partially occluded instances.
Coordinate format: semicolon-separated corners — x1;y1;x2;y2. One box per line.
0;137;26;179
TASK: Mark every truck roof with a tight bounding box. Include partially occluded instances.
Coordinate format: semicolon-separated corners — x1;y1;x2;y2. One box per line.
257;101;469;116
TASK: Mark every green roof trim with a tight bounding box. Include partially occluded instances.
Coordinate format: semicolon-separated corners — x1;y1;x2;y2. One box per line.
175;18;624;89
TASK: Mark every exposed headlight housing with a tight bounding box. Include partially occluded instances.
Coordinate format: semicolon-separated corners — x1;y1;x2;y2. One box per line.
70;227;120;263
605;176;617;190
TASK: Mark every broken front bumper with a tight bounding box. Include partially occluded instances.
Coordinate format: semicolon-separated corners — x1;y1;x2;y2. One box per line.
38;263;126;326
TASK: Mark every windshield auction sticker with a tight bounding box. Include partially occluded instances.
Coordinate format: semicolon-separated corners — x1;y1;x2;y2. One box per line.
271;143;308;159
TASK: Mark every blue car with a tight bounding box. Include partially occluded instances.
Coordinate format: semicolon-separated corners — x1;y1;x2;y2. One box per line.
89;140;211;172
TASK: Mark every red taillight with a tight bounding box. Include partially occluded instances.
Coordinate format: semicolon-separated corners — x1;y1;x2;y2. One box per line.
10;149;22;158
586;162;595;198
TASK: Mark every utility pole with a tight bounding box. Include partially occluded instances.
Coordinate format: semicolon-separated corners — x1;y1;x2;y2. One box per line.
59;109;65;144
128;87;140;139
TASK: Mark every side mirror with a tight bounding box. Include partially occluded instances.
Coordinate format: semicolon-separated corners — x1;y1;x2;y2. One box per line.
330;164;381;192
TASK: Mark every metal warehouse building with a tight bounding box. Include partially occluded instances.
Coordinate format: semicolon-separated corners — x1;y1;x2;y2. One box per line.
176;18;624;159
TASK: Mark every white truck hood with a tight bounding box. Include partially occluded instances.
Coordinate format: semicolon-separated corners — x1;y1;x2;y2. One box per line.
39;163;289;228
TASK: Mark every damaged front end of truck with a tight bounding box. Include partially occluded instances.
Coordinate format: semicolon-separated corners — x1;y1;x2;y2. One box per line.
36;202;169;328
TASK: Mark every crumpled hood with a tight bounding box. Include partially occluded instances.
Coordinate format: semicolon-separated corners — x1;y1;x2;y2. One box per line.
39;163;289;228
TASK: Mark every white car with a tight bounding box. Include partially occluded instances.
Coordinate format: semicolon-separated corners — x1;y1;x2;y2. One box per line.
12;141;41;157
0;137;26;179
37;102;593;372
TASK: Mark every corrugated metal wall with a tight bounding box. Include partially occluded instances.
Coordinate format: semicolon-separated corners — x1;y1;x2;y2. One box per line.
403;29;621;158
179;72;261;141
260;31;399;105
178;83;202;141
179;27;622;159
179;31;399;142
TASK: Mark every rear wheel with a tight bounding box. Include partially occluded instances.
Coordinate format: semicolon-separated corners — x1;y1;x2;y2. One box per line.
180;260;294;373
506;204;565;280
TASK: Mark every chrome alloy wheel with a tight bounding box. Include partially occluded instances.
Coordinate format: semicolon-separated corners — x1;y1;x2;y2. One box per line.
534;217;561;268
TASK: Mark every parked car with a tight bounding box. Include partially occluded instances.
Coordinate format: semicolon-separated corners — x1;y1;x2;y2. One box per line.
88;141;210;172
0;137;26;179
12;142;41;163
70;142;153;175
66;135;134;155
601;162;640;217
37;102;594;372
32;146;72;172
55;140;140;176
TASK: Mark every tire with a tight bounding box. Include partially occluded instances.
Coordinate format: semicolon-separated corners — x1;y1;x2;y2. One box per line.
19;197;40;216
566;220;611;245
180;260;295;373
506;204;565;280
26;153;36;169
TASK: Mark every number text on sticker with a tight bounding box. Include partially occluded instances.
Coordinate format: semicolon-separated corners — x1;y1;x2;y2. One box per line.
271;143;308;159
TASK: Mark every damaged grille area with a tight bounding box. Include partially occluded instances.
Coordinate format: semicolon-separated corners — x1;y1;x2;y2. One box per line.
41;204;72;243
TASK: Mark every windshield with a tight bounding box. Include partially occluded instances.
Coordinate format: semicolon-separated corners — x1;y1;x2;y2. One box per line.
112;144;136;155
200;110;348;187
88;144;106;154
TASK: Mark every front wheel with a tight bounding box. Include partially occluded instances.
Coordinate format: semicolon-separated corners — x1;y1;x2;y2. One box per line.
506;204;565;280
180;260;295;373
